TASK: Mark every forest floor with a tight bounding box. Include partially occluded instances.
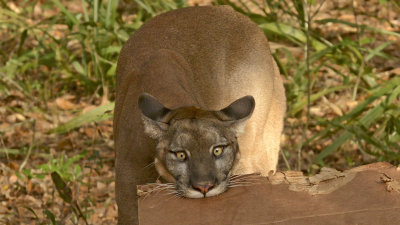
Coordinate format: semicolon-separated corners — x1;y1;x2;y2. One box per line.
0;0;399;224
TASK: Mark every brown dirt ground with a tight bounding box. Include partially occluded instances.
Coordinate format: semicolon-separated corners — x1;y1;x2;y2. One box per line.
0;0;399;224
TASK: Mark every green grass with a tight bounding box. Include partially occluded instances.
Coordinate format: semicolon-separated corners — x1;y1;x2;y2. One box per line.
1;0;400;222
0;0;186;99
0;1;187;223
2;0;399;162
2;0;399;168
219;0;400;171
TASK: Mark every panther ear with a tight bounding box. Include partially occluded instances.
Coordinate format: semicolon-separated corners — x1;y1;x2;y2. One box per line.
218;96;255;135
138;93;171;139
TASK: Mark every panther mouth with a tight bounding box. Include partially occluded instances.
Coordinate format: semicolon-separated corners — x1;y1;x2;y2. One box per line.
177;174;262;198
178;180;229;198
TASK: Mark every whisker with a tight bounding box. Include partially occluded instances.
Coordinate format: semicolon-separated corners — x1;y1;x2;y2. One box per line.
153;184;176;189
163;192;182;202
229;173;261;180
145;182;175;187
232;178;262;183
141;192;151;200
172;193;182;199
230;179;261;184
228;184;250;187
175;193;184;199
229;180;257;185
175;190;184;198
228;173;263;189
230;178;260;182
139;182;178;200
229;182;255;186
143;162;155;169
230;174;261;181
229;181;255;185
152;186;176;194
228;184;254;188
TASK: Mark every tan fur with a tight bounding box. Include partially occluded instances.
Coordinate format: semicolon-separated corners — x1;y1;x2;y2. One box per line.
114;6;286;224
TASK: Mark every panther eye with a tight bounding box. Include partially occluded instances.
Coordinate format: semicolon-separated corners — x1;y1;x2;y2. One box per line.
175;151;186;160
213;146;224;156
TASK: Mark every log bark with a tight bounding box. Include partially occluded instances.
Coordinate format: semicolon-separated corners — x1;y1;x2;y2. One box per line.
137;162;400;225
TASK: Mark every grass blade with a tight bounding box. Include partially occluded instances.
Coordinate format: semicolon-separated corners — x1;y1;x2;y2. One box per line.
50;0;80;26
310;76;400;144
314;77;400;164
25;207;39;220
0;148;21;155
51;171;72;203
44;209;57;225
259;22;327;51
316;18;400;37
289;85;349;116
50;102;114;134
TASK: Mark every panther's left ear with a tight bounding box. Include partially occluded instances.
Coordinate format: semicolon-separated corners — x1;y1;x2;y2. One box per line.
217;96;255;135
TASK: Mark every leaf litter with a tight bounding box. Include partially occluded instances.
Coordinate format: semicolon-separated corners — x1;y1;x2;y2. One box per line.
1;0;400;224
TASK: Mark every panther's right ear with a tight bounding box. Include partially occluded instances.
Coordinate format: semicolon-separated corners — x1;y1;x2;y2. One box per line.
138;93;171;139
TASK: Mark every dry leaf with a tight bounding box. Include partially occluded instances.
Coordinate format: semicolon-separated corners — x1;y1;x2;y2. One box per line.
84;127;97;139
26;180;32;194
9;175;18;184
55;96;77;110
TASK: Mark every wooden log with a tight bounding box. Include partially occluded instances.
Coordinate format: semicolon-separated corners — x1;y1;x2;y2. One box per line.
137;162;400;225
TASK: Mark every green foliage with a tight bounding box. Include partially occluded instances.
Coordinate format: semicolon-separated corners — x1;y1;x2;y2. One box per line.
313;77;400;163
0;0;187;99
38;151;87;182
132;0;187;18
44;209;57;225
51;171;88;224
50;102;114;134
11;151;89;224
1;0;399;223
221;0;400;168
2;0;399;176
1;0;189;142
44;0;400;169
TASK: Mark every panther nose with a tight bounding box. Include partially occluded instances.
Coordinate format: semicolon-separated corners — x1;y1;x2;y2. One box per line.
192;183;214;194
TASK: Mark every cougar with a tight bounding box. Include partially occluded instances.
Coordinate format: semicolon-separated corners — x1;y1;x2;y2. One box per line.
114;5;286;224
